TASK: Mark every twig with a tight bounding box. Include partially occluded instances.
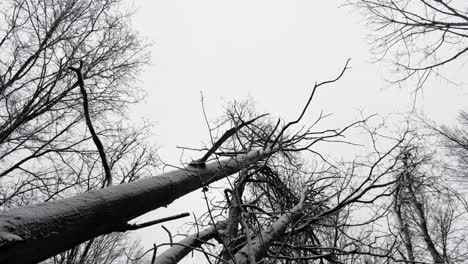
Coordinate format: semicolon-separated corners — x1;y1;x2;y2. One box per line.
271;59;351;148
151;244;157;264
162;225;173;246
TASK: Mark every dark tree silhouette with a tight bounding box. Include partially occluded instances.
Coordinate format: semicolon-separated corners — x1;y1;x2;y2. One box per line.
0;0;158;263
0;0;151;209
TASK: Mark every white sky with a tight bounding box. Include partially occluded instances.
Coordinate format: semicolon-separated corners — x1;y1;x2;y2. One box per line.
125;0;468;260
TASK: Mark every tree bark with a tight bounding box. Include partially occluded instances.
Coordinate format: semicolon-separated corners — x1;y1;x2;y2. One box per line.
0;148;272;264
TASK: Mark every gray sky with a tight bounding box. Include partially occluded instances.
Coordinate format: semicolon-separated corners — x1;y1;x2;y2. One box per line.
126;0;468;259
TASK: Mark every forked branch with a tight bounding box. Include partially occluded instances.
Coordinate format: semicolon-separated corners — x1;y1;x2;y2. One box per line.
189;114;268;167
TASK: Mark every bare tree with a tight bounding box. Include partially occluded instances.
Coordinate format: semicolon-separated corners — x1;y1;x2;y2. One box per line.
394;149;445;263
347;0;468;88
150;98;414;264
0;0;150;209
0;0;161;263
362;139;468;264
0;60;366;263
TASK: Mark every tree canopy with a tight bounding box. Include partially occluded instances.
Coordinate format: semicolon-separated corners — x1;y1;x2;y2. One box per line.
1;1;468;264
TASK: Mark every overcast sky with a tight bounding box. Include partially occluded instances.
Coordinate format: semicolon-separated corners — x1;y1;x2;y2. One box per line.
125;0;468;258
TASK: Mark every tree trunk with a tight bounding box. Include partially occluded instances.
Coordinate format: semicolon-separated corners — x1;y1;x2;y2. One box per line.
232;190;306;264
394;190;415;263
221;171;247;261
408;187;444;263
155;222;226;264
0;149;272;264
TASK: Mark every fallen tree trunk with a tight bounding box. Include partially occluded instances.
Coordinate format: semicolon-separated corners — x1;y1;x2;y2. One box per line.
155;222;227;264
232;187;307;264
0;148;272;264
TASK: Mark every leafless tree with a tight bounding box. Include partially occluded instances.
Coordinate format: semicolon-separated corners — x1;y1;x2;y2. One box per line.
347;0;468;89
151;96;414;264
0;0;150;208
0;60;378;264
0;0;161;263
368;140;468;264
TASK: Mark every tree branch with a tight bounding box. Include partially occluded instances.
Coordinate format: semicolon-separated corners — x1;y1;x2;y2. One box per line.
69;61;112;187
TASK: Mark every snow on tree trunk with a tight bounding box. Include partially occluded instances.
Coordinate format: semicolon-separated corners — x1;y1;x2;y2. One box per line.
0;149;272;264
232;191;306;264
155;222;226;264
